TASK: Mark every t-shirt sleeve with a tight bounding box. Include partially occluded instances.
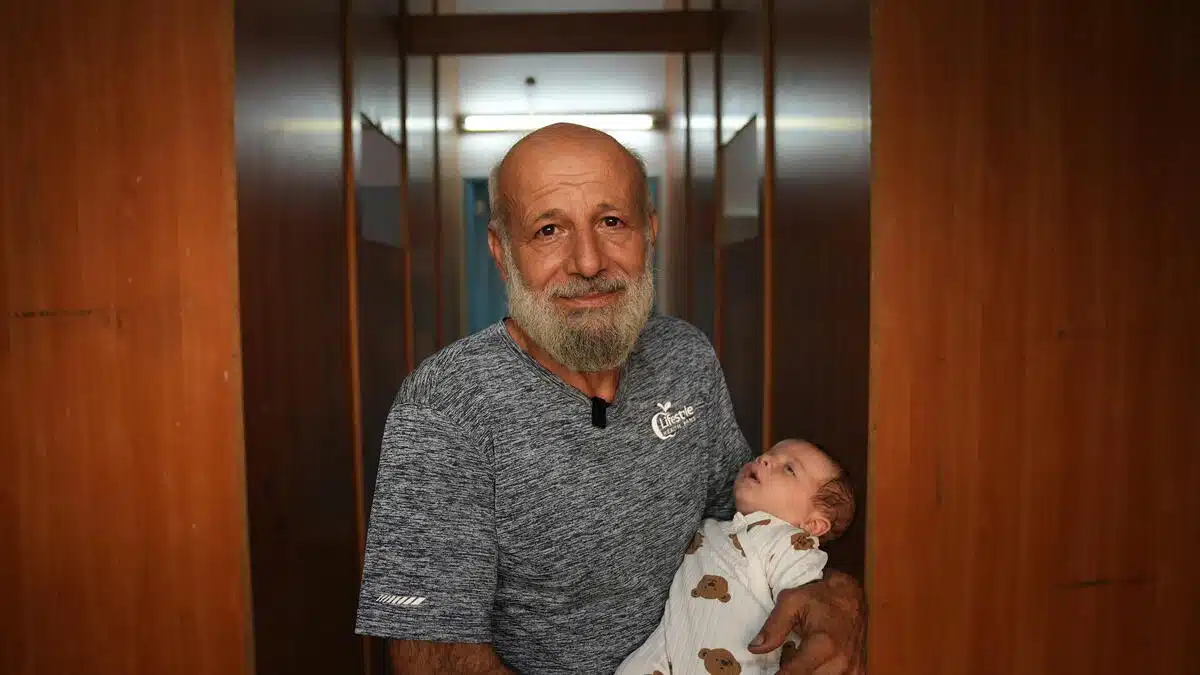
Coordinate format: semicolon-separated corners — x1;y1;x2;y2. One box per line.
703;355;756;520
355;401;497;643
760;526;828;603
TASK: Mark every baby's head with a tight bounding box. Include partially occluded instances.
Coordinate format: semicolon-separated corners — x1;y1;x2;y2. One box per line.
733;439;855;543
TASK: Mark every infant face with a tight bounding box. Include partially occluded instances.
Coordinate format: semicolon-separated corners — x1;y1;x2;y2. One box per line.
733;439;841;532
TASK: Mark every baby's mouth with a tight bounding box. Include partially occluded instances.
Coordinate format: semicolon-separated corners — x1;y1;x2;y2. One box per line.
742;465;760;483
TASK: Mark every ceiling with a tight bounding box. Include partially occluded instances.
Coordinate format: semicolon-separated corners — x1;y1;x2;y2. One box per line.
433;0;674;177
450;0;671;117
456;53;667;117
448;0;668;14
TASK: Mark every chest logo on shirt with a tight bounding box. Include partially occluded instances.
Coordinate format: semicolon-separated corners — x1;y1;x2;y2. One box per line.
650;401;698;440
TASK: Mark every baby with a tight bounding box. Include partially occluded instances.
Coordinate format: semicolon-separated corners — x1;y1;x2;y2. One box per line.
615;439;855;675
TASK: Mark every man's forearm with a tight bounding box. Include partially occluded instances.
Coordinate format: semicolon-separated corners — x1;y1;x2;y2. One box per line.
390;640;516;675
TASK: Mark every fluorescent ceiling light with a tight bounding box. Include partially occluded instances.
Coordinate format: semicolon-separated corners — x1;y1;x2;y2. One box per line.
461;113;657;133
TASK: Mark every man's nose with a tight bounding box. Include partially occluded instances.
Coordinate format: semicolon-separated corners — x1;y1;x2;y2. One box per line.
565;226;606;278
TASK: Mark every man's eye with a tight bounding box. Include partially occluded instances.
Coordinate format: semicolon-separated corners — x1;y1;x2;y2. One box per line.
537;224;558;237
601;216;624;227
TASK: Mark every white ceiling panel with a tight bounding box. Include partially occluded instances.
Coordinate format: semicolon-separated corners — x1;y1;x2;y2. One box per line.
451;0;667;13
457;53;667;116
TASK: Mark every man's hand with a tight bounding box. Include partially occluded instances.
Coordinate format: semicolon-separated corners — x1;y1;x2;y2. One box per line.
747;569;866;675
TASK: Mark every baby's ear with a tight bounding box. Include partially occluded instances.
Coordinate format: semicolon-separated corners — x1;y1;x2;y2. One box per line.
804;513;832;539
699;649;710;658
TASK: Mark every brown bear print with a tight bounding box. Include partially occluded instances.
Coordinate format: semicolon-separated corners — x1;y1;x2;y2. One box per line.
746;518;772;532
780;640;799;667
728;533;745;556
691;574;732;602
686;531;705;555
791;530;817;550
698;648;742;675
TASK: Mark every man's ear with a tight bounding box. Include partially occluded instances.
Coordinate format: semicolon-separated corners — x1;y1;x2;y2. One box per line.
487;225;508;282
648;212;659;247
804;514;832;539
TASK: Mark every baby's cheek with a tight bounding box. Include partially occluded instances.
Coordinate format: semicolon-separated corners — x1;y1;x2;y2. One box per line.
767;486;809;520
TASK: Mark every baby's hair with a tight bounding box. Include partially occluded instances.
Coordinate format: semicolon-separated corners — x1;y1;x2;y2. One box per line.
808;442;856;543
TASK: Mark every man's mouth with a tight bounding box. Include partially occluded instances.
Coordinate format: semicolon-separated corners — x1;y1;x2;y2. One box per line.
556;290;622;308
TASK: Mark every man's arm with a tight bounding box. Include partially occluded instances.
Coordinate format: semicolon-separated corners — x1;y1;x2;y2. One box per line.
356;403;499;651
748;569;866;675
390;641;515;675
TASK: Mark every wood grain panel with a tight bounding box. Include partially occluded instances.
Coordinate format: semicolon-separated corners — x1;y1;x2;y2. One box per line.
663;0;687;320
770;0;871;580
663;48;689;317
716;0;765;452
1;1;251;673
437;53;465;343
354;0;406;523
717;0;763;147
357;240;408;508
353;4;406;673
687;50;718;343
720;238;765;453
869;0;1200;672
235;0;365;672
404;50;441;364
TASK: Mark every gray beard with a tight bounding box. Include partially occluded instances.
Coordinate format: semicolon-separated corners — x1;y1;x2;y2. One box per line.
502;242;655;373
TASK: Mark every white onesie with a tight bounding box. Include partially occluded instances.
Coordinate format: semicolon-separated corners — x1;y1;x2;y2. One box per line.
615;511;828;675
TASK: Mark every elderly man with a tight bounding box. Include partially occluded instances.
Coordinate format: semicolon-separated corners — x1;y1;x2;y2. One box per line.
355;123;863;674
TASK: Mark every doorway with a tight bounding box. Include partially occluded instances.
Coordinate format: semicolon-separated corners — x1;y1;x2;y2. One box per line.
463;177;507;334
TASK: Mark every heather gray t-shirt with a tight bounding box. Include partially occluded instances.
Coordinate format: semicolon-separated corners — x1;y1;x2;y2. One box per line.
355;315;753;673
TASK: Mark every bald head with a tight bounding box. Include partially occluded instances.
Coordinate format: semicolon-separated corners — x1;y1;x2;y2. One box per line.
488;123;653;241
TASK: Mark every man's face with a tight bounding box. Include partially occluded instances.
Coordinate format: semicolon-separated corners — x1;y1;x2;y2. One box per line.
733;440;840;532
488;132;658;372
